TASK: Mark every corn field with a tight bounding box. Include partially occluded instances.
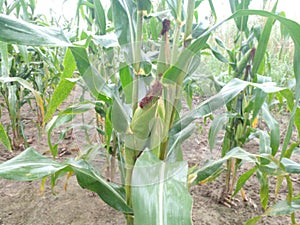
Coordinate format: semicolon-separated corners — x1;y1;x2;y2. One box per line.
0;0;300;224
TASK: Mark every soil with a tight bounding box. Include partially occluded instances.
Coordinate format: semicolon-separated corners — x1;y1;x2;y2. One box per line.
0;86;299;225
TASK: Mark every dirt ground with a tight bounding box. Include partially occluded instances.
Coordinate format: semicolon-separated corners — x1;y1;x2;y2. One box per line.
0;87;299;225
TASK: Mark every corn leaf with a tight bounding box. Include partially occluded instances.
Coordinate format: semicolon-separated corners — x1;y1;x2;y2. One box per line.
0;148;69;181
261;103;279;155
0;42;9;77
68;159;132;214
111;0;136;45
281;45;300;158
119;63;133;104
252;2;277;80
93;0;106;35
70;47;112;100
208;113;232;151
173;78;283;133
233;166;257;197
132;150;193;225
264;200;300;216
192;147;258;186
44;48;77;124
166;123;194;162
257;170;269;210
243;216;262;225
111;96;130;133
0;148;132;214
0;123;12;152
281;158;300;174
0;14;70;46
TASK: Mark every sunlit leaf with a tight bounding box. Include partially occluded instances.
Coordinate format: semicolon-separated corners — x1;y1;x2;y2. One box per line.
0;14;70;46
132;150;193;225
0;148;132;214
0;148;68;181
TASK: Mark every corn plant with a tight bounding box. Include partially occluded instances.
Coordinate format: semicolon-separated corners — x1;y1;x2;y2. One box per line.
202;0;281;204
1;1;300;225
0;0;65;150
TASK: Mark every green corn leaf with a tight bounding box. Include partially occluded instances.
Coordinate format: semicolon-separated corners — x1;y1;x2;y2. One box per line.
210;46;229;63
229;0;251;32
261;103;279;155
0;42;9;77
252;89;267;119
93;0;106;35
208;113;232;151
0;14;70;46
281;44;300;158
264;200;300;216
281;158;300;174
166;123;194;162
257;170;269;210
59;102;95;115
173;78;283;133
243;216;262;225
105;108;113;152
92;33;119;48
44;49;77;124
111;96;130;133
295;108;300;138
132;150;193;225
0;148;132;214
111;0;136;45
192;147;258;186
0;123;12;152
7;85;17;130
45;114;75;157
68;159;132;214
0;148;69;181
70;47;112;100
208;0;216;22
252;2;277;81
162;34;210;85
119;63;133;104
137;0;152;12
233;166;257;197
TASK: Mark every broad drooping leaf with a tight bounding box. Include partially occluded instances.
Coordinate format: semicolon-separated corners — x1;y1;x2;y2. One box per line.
132;151;193;225
191;147;258;186
0;148;68;181
172;78;284;133
0;148;132;214
0;14;70;46
67;159;132;214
